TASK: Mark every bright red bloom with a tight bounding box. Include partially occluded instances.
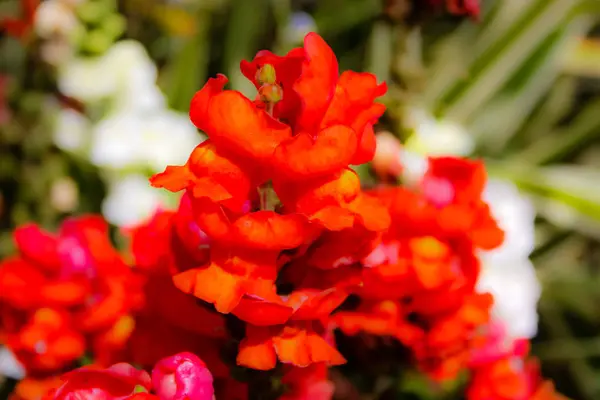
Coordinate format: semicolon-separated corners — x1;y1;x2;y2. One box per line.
49;363;152;400
151;352;214;400
0;216;144;375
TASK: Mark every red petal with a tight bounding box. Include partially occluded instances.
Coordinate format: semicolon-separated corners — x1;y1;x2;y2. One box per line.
189;74;228;132
293;33;339;133
351;123;377;165
230;212;313;250
172;265;245;314
14;224;60;272
150;165;195;193
232;296;294;326
207;91;291;163
274;126;357;179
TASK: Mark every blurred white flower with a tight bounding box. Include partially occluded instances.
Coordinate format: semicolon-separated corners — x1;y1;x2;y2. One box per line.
53;108;90;152
284;12;318;45
404;107;475;157
102;175;167;228
482;180;536;264
58;40;164;111
0;347;25;380
399;148;429;186
477;258;541;340
90;110;201;172
478;179;541;340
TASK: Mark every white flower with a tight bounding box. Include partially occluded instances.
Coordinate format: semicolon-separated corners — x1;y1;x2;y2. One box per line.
477;258;541;340
478;179;541;340
58;41;164;111
0;347;25;380
404;107;475;157
482;180;536;264
53;108;90;152
141;110;202;172
102;175;167;228
90;110;201;172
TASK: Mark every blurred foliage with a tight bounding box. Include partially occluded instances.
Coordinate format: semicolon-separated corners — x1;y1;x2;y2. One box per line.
1;0;600;399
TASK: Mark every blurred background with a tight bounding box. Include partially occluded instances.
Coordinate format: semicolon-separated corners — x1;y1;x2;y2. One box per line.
1;0;600;398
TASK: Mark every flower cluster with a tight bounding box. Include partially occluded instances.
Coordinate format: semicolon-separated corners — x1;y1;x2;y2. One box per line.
0;32;566;400
0;216;144;397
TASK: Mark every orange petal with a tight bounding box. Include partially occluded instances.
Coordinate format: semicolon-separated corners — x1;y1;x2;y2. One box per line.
232;296;294;326
230;212;312;250
304;330;346;366
187;140;255;211
149;165;195;193
274;127;357;179
237;326;278;370
191;197;232;242
272;327;312;367
40;281;89;307
346;193;391;232
287;288;349;321
351;122;377;165
172;264;245;313
207;91;291;162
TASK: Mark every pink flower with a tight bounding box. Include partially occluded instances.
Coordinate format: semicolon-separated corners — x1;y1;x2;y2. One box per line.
151;352;214;400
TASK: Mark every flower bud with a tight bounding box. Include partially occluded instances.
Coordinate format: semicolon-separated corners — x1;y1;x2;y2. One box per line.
255;64;277;85
259;83;283;104
151;352;214;400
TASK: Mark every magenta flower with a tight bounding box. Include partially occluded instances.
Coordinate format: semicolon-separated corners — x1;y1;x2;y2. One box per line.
151;352;214;400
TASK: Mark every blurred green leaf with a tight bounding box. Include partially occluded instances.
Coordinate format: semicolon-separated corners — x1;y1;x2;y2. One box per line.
161;11;211;112
222;0;270;96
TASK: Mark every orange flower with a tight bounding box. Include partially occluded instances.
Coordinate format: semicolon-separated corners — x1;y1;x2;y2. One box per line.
237;323;344;371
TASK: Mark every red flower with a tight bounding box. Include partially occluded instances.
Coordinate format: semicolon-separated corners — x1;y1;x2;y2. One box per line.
0;216;144;375
7;308;85;375
49;363;152;400
151;352;214;400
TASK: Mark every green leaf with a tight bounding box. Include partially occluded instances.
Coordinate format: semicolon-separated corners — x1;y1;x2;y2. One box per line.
222;0;271;96
161;12;211;112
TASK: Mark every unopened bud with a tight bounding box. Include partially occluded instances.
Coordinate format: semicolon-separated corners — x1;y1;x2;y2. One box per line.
259;83;283;104
152;352;214;400
255;64;277;85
